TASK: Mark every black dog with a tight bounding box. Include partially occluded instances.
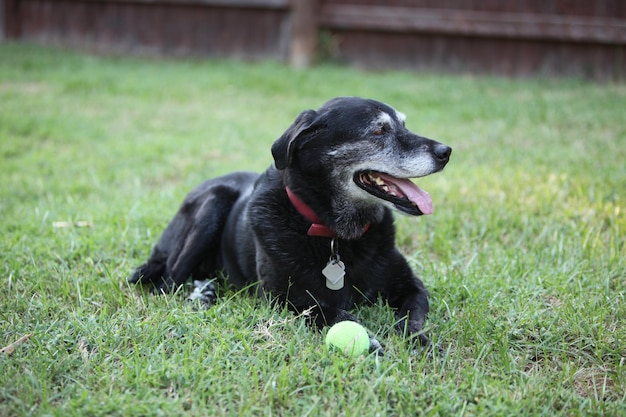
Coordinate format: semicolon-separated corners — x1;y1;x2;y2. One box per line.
129;97;451;351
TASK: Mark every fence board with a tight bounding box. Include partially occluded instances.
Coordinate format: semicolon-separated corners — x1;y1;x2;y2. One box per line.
81;0;289;8
319;5;626;44
7;0;290;58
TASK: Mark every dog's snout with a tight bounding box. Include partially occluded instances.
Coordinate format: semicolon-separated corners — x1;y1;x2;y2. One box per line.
434;143;452;162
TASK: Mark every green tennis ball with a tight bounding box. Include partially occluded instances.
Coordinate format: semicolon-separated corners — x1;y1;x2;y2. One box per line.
325;321;370;357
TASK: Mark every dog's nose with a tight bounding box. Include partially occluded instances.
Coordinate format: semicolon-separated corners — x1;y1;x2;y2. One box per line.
434;144;452;162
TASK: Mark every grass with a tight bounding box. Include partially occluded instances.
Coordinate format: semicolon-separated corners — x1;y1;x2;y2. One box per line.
1;43;625;416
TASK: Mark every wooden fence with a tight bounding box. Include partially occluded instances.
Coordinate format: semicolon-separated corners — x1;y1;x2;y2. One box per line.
2;0;626;80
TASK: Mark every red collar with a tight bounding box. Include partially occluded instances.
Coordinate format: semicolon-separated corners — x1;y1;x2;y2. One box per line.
286;187;337;238
285;187;370;238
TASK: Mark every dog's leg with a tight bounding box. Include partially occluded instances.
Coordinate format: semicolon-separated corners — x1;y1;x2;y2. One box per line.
159;189;242;293
395;295;430;347
396;296;446;361
129;185;240;294
383;251;434;349
128;247;167;285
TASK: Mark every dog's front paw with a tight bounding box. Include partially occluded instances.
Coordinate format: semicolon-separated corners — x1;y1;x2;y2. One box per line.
147;275;179;295
369;336;385;356
186;280;217;309
406;332;444;363
396;317;441;355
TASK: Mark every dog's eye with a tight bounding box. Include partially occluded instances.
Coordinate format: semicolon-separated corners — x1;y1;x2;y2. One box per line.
373;123;391;135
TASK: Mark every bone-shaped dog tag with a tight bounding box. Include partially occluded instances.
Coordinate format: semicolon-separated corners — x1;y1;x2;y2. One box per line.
323;259;345;290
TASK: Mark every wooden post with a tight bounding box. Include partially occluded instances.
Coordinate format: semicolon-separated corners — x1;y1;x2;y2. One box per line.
290;0;318;68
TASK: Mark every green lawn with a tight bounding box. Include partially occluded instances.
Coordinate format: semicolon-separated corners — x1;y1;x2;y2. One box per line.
1;43;624;416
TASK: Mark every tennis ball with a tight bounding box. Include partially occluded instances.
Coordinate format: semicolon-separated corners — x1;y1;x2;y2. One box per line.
325;321;370;357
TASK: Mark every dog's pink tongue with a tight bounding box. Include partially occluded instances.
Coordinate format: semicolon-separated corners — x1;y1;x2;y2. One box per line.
378;173;434;215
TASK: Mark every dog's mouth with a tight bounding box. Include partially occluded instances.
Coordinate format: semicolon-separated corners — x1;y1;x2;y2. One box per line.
355;171;433;215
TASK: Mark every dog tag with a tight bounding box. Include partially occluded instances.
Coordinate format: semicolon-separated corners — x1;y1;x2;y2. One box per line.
323;259;345;290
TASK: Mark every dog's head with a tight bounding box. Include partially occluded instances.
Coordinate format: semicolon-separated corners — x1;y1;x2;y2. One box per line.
272;97;451;235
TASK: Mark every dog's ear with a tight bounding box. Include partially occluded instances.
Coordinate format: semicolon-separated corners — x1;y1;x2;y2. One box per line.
271;109;324;170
